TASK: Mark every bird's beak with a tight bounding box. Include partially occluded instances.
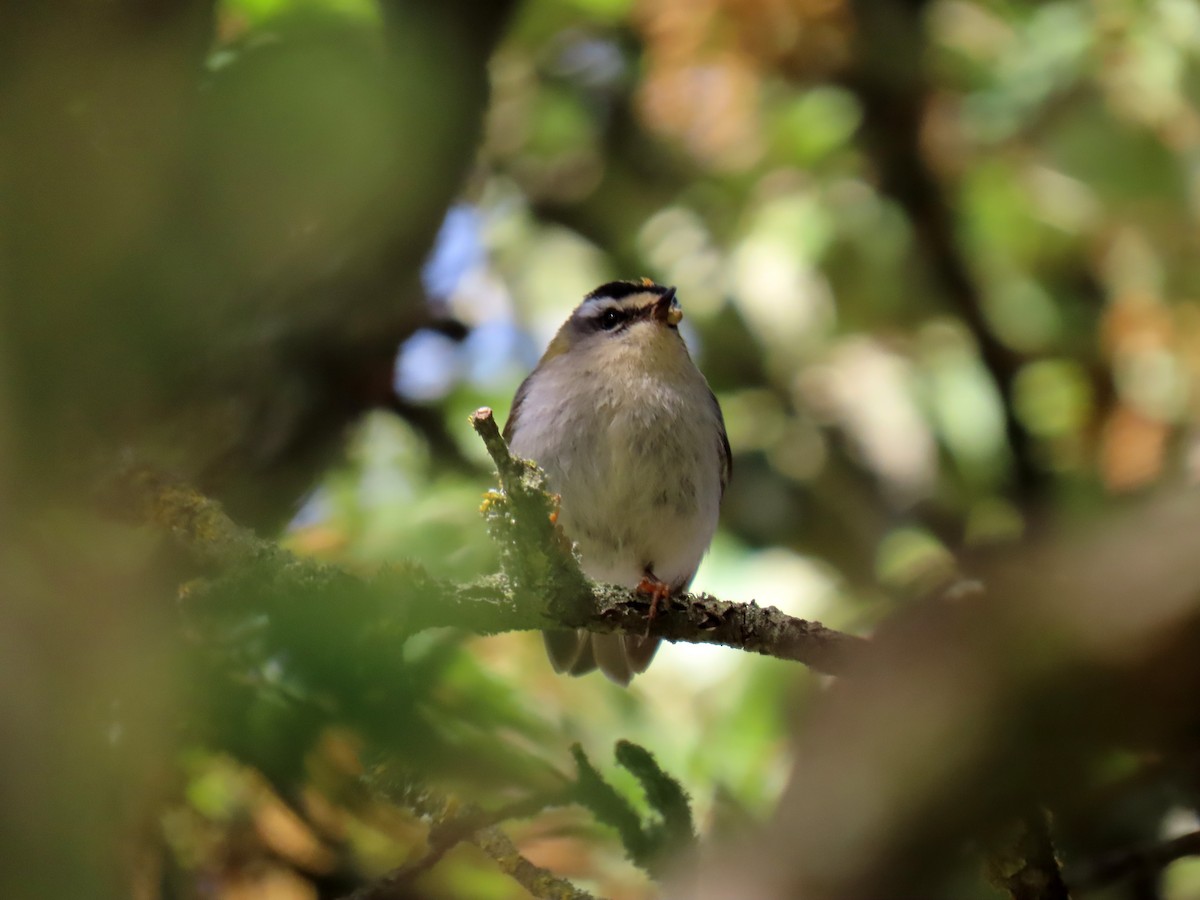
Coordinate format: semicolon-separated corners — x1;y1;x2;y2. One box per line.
653;287;682;326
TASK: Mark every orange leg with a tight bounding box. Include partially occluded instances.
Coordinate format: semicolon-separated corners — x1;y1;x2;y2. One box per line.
636;571;673;632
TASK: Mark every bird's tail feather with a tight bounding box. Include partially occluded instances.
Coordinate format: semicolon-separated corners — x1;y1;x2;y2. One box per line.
543;630;658;685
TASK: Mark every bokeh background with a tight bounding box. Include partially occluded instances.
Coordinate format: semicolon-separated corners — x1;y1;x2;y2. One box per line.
5;0;1200;898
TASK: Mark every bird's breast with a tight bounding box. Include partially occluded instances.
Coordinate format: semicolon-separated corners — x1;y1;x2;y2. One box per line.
507;363;721;589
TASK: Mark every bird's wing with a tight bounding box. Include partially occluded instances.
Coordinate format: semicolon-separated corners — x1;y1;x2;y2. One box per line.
502;372;535;443
709;387;732;498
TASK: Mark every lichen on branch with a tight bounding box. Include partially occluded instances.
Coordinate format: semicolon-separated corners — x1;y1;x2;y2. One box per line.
112;413;864;675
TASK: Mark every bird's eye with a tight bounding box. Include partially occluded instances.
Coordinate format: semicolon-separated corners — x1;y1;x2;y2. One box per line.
599;309;622;331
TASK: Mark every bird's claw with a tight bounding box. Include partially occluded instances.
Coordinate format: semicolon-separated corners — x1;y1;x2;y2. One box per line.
636;575;673;636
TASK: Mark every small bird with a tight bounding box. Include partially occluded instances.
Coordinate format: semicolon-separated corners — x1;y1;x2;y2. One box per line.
504;279;730;684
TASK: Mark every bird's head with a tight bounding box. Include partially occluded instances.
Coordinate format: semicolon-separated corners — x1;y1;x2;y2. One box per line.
542;279;686;367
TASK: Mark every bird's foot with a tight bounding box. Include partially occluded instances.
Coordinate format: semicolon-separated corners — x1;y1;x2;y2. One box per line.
636;574;673;636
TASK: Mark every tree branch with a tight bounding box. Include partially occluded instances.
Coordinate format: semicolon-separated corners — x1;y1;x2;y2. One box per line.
340;779;591;900
112;417;865;676
471;827;599;900
1069;829;1200;892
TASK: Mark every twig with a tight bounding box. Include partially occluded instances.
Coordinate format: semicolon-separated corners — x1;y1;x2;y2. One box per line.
343;787;591;900
398;793;572;881
1069;830;1200;892
472;826;600;900
471;406;526;485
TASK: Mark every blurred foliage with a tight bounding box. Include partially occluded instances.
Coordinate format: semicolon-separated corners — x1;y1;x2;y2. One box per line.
569;741;696;876
7;0;1200;898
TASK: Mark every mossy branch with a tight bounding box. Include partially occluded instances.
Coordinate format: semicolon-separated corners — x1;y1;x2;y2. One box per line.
571;744;655;869
343;780;592;900
567;741;696;877
614;740;695;862
105;414;863;897
111;413;864;676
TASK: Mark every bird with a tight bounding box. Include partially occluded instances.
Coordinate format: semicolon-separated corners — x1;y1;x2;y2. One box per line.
503;279;730;684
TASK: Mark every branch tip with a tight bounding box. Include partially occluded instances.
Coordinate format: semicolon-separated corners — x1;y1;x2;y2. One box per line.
470;405;522;483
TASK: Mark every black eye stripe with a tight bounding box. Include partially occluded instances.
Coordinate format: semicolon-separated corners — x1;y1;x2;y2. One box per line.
582;301;658;333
